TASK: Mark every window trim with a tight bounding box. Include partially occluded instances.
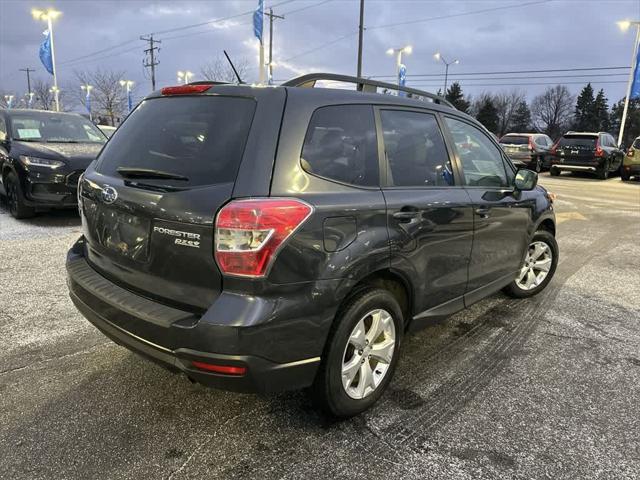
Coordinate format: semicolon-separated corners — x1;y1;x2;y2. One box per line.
441;114;515;190
299;103;382;190
374;105;463;189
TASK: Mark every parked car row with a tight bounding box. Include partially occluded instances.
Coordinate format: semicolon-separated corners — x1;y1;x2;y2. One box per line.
499;130;629;181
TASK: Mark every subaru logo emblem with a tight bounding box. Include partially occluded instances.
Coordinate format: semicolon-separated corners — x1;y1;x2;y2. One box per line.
101;186;118;204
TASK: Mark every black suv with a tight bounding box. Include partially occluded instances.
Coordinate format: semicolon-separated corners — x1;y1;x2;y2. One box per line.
550;131;623;179
0;109;106;218
66;74;558;417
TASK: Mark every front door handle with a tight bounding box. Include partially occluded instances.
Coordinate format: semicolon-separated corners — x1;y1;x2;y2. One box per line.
474;207;491;219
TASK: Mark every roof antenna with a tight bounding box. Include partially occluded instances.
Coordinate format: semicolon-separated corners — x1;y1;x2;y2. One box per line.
224;50;244;84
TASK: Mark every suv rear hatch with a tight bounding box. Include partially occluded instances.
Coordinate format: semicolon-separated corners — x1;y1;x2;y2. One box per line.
556;134;598;164
78;91;272;312
500;135;532;158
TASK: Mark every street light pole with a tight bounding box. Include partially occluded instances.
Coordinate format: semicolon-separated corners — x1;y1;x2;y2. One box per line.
357;0;365;78
81;84;93;121
434;52;459;94
120;80;134;114
386;45;412;86
617;20;640;146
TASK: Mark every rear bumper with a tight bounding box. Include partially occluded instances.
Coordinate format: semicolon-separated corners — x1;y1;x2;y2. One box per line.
66;238;333;393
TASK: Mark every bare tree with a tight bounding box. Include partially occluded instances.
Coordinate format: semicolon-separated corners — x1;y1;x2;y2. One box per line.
531;85;575;139
200;56;249;83
32;78;55;110
74;69;128;125
494;90;527;136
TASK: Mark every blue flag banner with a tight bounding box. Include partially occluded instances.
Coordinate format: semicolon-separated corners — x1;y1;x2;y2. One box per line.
39;30;54;75
253;0;264;43
398;64;407;97
631;41;640;100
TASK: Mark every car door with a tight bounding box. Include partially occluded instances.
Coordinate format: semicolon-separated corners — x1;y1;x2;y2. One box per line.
606;134;623;170
442;115;535;304
377;107;474;321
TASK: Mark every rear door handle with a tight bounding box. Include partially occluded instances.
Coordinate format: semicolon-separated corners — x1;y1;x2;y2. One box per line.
393;210;420;222
474;207;491;218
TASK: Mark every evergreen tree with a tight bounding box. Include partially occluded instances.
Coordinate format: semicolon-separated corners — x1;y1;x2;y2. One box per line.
445;82;470;113
611;98;640;148
511;100;532;132
475;96;499;133
593;89;610;132
573;83;597;131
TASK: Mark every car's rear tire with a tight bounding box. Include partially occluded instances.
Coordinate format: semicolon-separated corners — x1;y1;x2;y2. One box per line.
311;287;403;417
597;160;610;180
621;169;631;181
550;167;560;176
503;230;558;299
5;172;35;219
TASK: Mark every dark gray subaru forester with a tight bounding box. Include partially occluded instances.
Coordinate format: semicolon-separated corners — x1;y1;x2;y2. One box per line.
66;74;558;417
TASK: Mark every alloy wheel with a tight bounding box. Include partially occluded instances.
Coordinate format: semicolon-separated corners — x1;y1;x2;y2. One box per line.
516;241;553;291
341;309;396;400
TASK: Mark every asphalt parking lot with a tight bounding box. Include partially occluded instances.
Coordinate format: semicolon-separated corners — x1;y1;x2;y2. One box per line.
1;173;639;480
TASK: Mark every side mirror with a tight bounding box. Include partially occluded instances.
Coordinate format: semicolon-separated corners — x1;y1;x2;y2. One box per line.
515;169;538;191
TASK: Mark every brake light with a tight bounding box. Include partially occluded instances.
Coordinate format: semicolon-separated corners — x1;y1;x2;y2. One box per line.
161;84;212;95
214;198;313;277
191;361;246;376
595;139;604;157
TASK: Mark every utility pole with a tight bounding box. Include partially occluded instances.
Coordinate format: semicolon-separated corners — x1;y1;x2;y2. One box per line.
141;35;161;91
357;0;365;78
265;8;284;84
19;68;35;94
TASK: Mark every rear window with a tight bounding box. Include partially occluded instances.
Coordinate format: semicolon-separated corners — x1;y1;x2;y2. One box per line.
10;112;105;143
500;135;529;145
96;96;256;187
558;135;596;148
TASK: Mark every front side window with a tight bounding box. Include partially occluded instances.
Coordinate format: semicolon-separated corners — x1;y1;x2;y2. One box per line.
301;105;378;187
380;110;453;187
445;117;509;188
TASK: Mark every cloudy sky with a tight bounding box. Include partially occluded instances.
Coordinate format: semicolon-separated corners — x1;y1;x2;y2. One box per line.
1;0;638;106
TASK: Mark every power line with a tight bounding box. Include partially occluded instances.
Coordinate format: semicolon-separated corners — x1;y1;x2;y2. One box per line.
367;0;553;30
281;0;553;65
58;39;139;66
370;66;630;79
408;80;627;88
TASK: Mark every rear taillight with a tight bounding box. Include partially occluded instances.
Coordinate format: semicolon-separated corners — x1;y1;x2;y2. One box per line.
528;136;534;150
595;140;604;157
161;84;212;95
214;198;313;277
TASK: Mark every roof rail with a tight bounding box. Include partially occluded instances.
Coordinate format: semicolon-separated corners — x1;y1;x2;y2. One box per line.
281;73;455;109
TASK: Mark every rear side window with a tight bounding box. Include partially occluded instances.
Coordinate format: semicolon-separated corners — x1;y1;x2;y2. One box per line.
96;96;256;188
633;138;640;148
500;135;528;145
301;105;378;187
380;110;453;187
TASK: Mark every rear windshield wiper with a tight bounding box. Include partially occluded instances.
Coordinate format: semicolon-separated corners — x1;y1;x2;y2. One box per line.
116;167;189;181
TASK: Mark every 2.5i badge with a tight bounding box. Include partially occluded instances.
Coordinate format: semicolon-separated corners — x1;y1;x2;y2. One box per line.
153;226;201;248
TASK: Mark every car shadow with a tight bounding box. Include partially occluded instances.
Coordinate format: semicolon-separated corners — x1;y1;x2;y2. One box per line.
0;197;81;227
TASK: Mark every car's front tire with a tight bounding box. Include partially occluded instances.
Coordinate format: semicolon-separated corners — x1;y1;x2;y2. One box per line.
311;288;403;417
5;171;35;219
503;230;558;298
